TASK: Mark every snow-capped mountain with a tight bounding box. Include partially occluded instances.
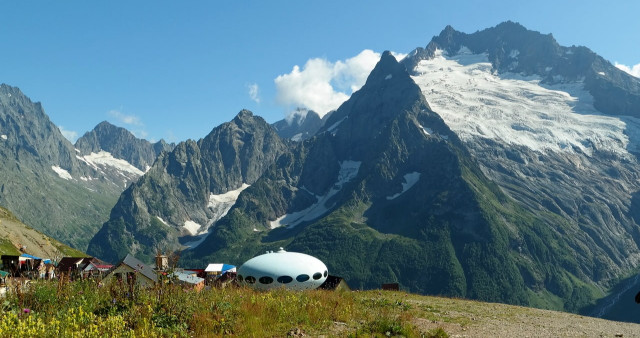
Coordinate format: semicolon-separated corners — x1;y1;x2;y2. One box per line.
402;22;640;316
0;84;173;250
0;84;122;249
87;110;290;263
75;21;640;318
175;51;605;313
75;121;174;188
271;108;325;141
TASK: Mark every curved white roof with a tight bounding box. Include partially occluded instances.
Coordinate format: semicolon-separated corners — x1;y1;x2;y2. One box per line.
237;248;328;291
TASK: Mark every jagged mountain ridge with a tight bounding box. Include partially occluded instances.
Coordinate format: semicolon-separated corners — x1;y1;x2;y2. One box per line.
49;22;640;316
178;52;606;312
0;84;122;250
75;121;174;172
0;84;169;250
403;21;640;119
87;110;290;263
272;108;325;141
401;22;640;317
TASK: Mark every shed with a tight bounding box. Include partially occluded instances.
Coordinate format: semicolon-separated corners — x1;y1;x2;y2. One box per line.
381;283;399;291
319;275;351;291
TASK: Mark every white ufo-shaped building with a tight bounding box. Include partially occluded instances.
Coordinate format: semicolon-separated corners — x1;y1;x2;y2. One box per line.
237;248;328;291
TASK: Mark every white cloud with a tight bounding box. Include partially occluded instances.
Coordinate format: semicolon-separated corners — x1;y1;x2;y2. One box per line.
391;52;408;62
58;125;78;142
274;49;382;117
615;62;640;78
132;129;148;140
247;83;260;103
108;109;143;126
107;109;149;140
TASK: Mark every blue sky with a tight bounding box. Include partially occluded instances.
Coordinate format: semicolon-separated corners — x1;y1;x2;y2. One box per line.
1;1;638;143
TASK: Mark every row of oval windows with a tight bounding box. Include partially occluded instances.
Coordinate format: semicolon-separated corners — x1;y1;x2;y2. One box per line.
238;270;328;284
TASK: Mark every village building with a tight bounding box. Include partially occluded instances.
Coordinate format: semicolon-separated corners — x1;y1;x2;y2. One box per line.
103;254;158;287
1;254;50;278
170;270;205;291
56;257;112;280
204;263;236;284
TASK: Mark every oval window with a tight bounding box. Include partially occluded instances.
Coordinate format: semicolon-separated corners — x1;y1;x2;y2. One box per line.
277;276;293;284
259;276;273;284
237;275;244;282
313;272;322;280
296;274;310;282
245;276;256;284
324;270;328;277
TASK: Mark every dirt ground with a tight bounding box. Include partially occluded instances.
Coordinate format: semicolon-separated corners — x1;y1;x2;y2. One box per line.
409;296;640;337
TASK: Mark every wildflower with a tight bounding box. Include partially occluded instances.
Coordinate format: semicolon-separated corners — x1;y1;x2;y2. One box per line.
22;308;30;314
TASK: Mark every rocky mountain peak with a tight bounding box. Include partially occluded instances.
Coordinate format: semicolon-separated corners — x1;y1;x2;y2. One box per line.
320;49;426;141
402;22;640;118
75;120;174;172
234;109;254;122
272;109;324;141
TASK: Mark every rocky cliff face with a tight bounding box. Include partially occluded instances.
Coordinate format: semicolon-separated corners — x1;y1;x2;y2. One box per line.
272;108;324;141
402;22;640;313
179;52;607;312
0;84;122;250
403;21;640;119
87;110;290;263
75;121;173;172
82;22;640;315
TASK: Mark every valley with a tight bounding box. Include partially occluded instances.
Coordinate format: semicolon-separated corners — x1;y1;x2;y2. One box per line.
2;20;640;325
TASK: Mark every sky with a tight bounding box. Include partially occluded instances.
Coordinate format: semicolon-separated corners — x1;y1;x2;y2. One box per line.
1;1;639;143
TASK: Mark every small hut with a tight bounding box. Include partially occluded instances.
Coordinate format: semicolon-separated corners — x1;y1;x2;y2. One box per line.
319;275;350;291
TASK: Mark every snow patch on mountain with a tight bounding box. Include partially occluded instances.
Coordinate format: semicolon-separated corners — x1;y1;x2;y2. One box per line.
207;183;250;227
412;49;631;157
181;184;251;249
156;216;169;226
51;166;72;180
183;220;202;236
419;124;433;136
270;161;361;229
327;116;347;135
77;151;144;176
387;172;421;200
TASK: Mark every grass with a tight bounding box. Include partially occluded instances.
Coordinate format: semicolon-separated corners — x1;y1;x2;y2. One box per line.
0;278;439;337
3;278;639;337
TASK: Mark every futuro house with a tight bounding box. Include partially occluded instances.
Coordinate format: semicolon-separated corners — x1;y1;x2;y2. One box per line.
237;248;328;291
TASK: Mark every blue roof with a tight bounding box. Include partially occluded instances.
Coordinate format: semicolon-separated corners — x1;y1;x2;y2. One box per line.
20;254;51;264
